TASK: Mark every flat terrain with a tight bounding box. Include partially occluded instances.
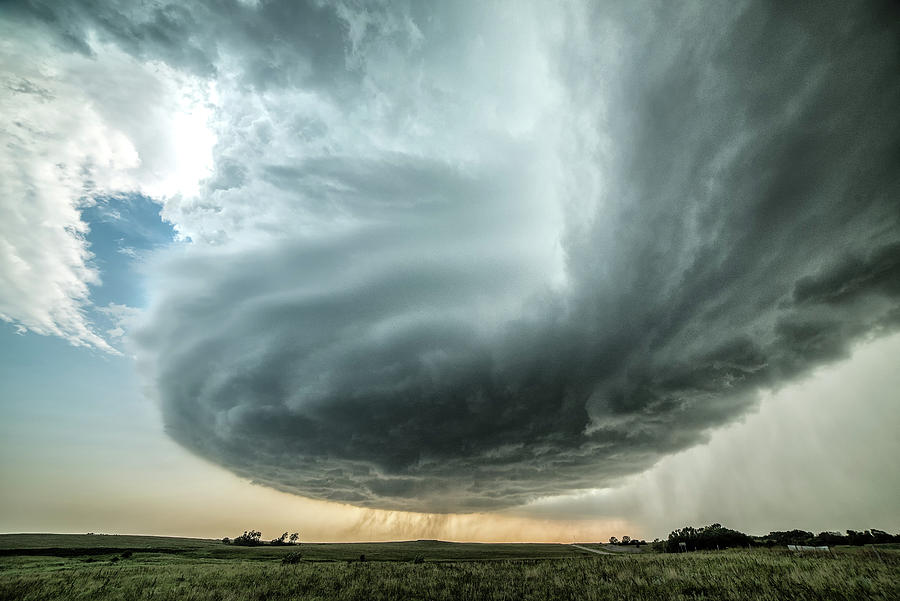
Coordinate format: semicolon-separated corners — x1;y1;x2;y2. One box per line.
0;534;574;562
1;534;897;600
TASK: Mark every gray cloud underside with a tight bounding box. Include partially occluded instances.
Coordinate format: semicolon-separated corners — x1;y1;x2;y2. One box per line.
14;0;899;511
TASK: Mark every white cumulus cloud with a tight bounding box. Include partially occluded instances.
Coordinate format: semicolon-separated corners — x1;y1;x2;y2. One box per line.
0;19;216;349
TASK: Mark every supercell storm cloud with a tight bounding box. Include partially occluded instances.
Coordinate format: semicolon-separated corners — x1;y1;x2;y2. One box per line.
7;1;897;512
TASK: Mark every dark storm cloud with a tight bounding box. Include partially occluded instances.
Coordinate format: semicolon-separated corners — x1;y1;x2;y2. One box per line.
26;0;898;510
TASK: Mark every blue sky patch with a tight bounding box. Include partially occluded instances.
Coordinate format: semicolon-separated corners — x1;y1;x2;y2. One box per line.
82;193;176;309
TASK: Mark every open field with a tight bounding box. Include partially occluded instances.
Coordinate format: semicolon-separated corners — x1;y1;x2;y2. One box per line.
0;534;574;562
0;535;897;600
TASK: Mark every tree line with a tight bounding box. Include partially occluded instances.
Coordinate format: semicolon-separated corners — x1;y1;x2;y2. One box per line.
222;530;300;546
661;523;900;552
608;535;648;547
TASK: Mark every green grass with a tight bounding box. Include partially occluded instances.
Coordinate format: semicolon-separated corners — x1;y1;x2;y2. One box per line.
0;535;897;600
0;534;212;554
0;534;575;562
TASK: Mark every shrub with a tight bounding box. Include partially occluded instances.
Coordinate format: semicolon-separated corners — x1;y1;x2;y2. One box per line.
281;552;303;565
233;530;263;546
270;532;289;546
120;551;132;559
666;523;752;552
413;555;424;564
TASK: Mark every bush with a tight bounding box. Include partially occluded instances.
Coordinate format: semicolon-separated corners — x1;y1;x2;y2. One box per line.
413;555;424;564
270;532;289;546
281;551;303;565
233;530;262;546
120;551;132;559
666;523;752;552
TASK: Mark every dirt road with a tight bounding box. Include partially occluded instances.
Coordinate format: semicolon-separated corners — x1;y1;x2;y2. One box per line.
571;544;614;555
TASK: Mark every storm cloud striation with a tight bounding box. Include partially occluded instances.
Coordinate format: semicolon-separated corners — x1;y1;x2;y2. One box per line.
12;1;897;511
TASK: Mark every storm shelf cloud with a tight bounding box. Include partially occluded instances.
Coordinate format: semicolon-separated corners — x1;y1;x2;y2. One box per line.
3;0;898;513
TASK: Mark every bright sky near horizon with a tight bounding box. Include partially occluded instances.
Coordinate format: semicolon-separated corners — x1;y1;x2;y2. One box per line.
1;1;898;542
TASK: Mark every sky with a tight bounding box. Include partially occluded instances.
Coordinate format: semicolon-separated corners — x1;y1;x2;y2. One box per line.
0;0;898;542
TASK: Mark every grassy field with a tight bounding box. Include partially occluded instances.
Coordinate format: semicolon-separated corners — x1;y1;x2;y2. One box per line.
0;534;574;562
0;535;897;600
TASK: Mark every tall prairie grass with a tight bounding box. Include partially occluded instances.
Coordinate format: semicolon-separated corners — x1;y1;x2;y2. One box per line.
1;547;897;600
